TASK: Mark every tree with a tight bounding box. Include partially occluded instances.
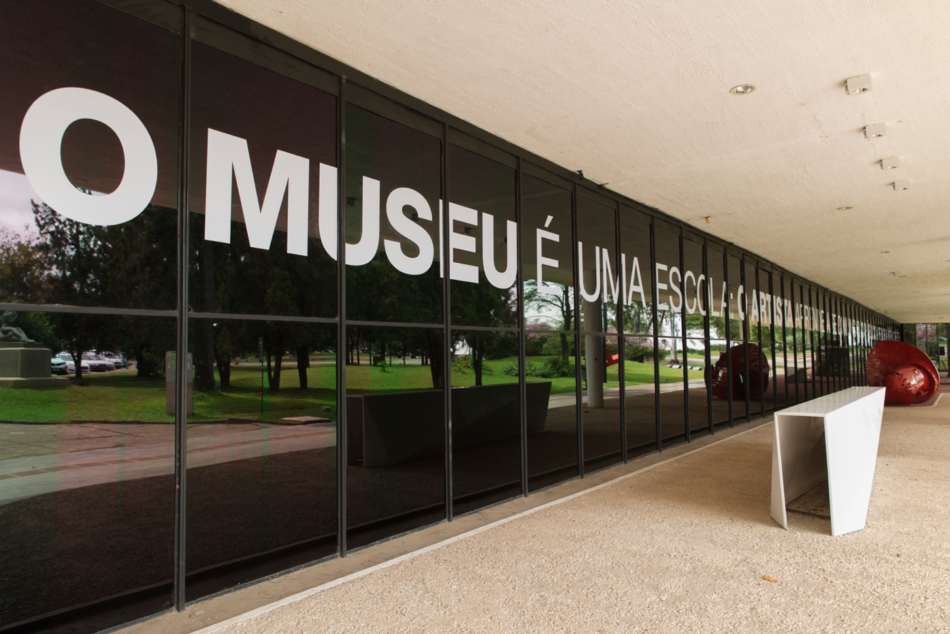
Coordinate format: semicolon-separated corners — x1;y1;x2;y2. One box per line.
524;280;573;368
0;227;48;303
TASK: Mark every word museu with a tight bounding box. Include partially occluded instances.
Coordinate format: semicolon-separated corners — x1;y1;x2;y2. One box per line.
20;86;851;332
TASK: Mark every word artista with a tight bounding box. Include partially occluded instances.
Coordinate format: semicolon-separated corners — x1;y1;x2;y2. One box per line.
19;87;855;332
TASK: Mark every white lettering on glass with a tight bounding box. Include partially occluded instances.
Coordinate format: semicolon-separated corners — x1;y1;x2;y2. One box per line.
384;187;433;276
536;225;561;296
482;212;517;289
578;242;601;302
625;256;646;306
669;266;682;312
449;203;479;283
205;128;310;255
655;263;669;310
20;87;157;226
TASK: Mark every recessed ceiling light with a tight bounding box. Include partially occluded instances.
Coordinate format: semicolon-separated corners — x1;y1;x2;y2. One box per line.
881;156;900;170
865;123;886;139
893;180;909;191
837;206;853;211
730;84;756;95
846;74;873;95
880;251;890;254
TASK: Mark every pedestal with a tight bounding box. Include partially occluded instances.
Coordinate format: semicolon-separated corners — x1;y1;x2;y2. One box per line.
0;342;68;388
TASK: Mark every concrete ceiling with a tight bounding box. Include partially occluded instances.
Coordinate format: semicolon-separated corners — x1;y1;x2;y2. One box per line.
216;0;950;323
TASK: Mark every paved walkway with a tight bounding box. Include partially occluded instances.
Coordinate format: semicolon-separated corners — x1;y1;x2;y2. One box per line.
133;394;950;634
0;423;335;506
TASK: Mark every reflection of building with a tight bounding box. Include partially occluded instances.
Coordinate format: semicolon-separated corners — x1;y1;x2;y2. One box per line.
1;1;939;632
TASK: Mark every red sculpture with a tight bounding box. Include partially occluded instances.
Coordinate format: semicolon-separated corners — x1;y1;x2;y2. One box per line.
867;341;940;405
706;343;770;401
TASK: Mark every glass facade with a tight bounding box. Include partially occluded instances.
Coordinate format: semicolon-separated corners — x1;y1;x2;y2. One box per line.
0;1;903;631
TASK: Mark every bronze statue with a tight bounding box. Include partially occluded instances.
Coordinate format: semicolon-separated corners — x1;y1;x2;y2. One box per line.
0;311;34;343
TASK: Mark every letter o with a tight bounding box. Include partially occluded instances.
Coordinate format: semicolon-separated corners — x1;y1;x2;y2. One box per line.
19;87;157;226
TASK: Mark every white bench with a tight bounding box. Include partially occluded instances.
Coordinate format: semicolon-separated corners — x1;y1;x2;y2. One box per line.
770;386;886;536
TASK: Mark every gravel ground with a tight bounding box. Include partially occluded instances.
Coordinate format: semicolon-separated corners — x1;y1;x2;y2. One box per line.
216;398;950;634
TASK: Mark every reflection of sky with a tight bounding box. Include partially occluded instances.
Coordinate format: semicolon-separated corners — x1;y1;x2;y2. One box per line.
0;169;40;235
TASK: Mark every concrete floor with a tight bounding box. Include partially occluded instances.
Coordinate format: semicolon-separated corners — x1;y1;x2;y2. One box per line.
126;395;950;634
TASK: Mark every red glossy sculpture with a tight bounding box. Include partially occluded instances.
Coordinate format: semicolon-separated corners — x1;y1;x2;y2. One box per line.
706;343;770;401
867;341;940;405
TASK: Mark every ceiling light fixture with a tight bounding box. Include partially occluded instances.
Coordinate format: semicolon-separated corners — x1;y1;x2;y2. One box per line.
837;206;852;211
729;84;756;95
893;180;909;191
881;156;900;170
865;123;886;139
846;73;873;95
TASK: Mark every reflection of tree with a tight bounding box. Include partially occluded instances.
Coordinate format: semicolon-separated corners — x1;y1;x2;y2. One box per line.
30;201;177;379
0;227;48;303
192;228;337;393
524;280;573;367
453;276;516;386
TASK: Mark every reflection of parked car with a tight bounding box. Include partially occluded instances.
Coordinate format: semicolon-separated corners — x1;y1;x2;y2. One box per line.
100;352;128;369
51;357;67;375
81;353;112;372
57;352;91;374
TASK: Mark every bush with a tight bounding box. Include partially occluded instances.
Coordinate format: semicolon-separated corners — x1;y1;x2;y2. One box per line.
525;324;550;356
502;360;545;377
453;354;474;374
536;355;574;378
542;334;571;357
624;337;668;362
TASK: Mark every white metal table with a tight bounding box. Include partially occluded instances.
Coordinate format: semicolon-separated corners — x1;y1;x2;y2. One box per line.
771;386;886;536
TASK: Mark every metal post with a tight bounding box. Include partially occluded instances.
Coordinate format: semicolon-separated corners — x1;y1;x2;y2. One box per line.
724;252;733;427
740;258;750;422
515;158;529;495
571;183;584;475
442;124;453;518
679;234;690;441
336;76;348;556
614;205;627;462
651;222;662;446
173;7;192;610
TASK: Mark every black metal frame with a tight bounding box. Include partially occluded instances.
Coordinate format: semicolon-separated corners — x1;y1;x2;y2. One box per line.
1;0;901;630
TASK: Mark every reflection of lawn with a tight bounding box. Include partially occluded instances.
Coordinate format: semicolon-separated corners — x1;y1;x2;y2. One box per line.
0;356;704;423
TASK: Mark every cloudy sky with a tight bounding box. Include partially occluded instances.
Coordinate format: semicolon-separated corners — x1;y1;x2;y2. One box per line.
0;169;39;236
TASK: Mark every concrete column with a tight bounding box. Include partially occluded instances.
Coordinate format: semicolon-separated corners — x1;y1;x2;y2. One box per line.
583;294;604;408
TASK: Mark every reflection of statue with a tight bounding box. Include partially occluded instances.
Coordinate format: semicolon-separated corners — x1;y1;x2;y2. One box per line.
0;311;34;343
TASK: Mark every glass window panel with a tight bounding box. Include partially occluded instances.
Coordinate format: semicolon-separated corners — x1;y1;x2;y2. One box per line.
346;105;442;324
683;239;709;437
792;282;807;402
522;175;574;332
580;335;621;471
345;326;445;549
527;332;578;491
756;268;777;413
727;255;746;423
189;42;337;318
707;249;730;426
745;260;763;417
186;319;337;601
448;146;517;328
577;196;618;334
0;311;176;629
655;228;685;446
620;211;656;453
937;324;948;372
619;208;653;336
0;1;180;312
623;335;657;458
451;330;520;514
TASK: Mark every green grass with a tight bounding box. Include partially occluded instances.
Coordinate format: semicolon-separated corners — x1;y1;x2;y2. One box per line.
0;355;704;423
